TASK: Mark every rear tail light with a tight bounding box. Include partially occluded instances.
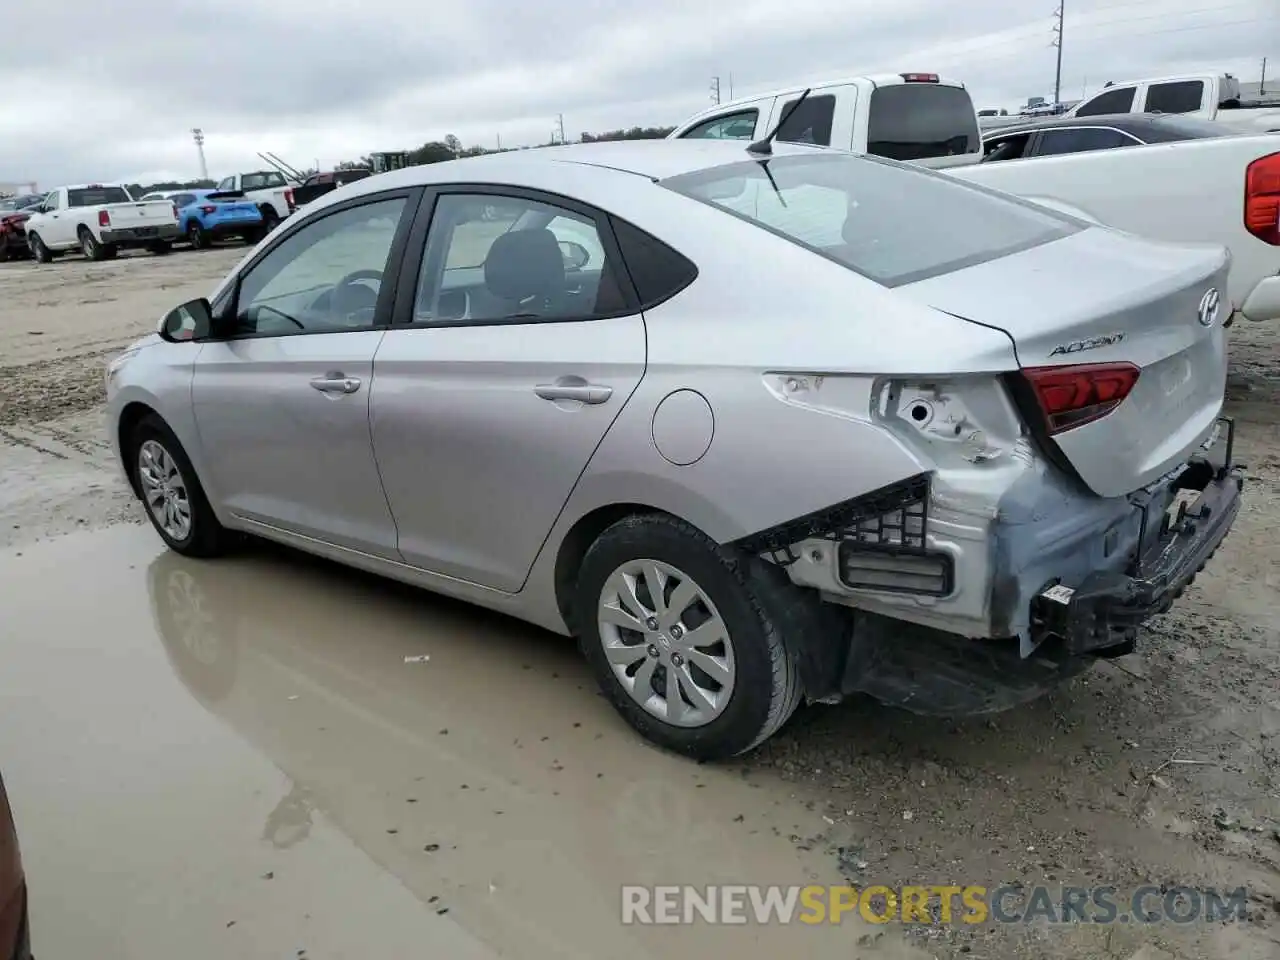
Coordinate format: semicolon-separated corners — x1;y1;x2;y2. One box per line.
200;205;216;215
901;72;940;83
1244;152;1280;245
284;188;295;211
98;210;110;227
1023;362;1140;435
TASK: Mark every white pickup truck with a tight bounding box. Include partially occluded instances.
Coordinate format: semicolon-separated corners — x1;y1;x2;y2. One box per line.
668;73;1280;323
212;171;295;229
1068;73;1280;134
22;184;181;263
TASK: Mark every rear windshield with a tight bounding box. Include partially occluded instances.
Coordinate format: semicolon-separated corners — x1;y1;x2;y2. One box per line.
662;152;1081;287
68;187;132;207
867;83;980;160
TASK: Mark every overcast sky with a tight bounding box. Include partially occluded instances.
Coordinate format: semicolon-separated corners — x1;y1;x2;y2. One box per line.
0;0;1272;187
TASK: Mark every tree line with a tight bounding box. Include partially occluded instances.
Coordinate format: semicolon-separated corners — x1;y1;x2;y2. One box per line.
126;125;678;197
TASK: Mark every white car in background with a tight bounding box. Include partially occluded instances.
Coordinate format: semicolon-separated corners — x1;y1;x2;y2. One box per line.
23;184;180;262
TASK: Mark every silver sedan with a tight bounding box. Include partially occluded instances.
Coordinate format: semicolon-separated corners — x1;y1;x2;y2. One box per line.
106;139;1243;760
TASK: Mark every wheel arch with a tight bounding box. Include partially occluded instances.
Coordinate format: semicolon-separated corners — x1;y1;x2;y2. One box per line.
117;400;161;497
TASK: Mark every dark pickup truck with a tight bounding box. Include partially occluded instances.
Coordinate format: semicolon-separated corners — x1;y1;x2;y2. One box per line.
290;169;373;209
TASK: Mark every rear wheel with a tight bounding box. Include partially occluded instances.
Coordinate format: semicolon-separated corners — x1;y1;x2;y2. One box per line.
187;221;208;249
129;414;229;558
28;232;55;263
79;226;108;261
575;514;804;761
259;206;280;232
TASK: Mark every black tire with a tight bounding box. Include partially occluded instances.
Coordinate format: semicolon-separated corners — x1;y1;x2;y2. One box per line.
259;206;280;232
128;413;229;558
79;226;108;261
242;227;263;245
0;233;10;263
186;221;208;249
574;513;804;761
28;232;55;263
148;240;172;255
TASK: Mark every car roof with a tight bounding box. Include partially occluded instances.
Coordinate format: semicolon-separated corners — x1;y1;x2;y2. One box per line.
341;139;829;199
982;112;1227;140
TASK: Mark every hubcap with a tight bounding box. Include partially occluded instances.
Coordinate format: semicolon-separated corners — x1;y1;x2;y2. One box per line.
138;439;193;541
597;559;736;728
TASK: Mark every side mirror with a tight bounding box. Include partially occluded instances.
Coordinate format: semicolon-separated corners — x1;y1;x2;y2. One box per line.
558;240;590;271
159;298;213;342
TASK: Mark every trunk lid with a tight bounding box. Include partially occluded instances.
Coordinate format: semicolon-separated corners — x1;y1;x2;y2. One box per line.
899;227;1230;498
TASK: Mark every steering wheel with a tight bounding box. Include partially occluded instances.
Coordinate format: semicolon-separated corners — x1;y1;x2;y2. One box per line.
329;268;383;327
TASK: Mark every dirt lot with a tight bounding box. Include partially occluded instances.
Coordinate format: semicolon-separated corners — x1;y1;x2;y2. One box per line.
0;247;1277;960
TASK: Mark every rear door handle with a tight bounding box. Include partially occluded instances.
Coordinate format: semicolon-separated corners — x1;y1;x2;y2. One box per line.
534;378;613;404
310;372;361;394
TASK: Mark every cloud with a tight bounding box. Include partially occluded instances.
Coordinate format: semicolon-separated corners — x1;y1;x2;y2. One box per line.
0;0;1270;187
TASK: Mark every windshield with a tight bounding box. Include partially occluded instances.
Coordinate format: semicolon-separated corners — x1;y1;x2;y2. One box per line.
68;187;132;207
662;152;1081;287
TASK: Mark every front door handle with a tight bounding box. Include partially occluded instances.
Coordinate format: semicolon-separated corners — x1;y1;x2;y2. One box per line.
534;378;613;404
309;372;361;394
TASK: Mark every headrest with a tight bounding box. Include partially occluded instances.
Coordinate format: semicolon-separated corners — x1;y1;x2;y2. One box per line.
484;228;565;302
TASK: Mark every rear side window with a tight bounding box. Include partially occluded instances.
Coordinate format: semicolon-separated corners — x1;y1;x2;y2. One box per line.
776;94;836;146
681;110;759;140
610;216;697;308
1143;80;1205;114
67;187;131;207
866;84;979;160
1075;86;1136;116
1035;127;1139;156
663;152;1080;288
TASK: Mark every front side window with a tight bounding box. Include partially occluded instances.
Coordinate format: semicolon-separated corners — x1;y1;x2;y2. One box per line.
1035;127;1139;156
681;110;759;140
1075;86;1136;116
231;197;407;337
43;192;60;212
776;94;836;146
413;193;625;324
664;152;1080;287
1143;80;1205;114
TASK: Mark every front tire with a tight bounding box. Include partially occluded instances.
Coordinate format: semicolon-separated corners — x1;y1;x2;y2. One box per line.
129;414;229;558
575;514;803;761
28;232;55;263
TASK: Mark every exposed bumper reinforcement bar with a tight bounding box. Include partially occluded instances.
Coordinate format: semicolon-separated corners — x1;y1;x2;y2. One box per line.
1031;417;1244;656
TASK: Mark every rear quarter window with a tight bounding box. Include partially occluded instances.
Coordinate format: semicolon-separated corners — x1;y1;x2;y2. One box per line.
867;84;979;160
609;216;698;308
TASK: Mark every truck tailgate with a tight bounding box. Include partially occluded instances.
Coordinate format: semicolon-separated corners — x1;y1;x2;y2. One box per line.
105;201;178;227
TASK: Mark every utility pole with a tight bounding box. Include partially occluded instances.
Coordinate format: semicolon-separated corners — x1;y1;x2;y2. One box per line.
728;73;734;100
1051;2;1065;106
555;113;566;144
710;76;721;105
1261;57;1268;95
496;132;502;151
191;127;208;181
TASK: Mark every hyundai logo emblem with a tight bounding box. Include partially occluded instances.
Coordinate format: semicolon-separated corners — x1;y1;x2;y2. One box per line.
1197;288;1221;327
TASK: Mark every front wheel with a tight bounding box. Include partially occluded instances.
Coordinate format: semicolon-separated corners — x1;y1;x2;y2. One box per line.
28;232;55;263
129;414;229;558
575;514;804;761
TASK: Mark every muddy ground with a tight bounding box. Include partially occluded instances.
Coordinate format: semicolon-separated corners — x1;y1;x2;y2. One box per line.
0;247;1277;960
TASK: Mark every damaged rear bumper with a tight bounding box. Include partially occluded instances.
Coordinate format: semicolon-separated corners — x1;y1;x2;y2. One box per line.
1031;421;1244;656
